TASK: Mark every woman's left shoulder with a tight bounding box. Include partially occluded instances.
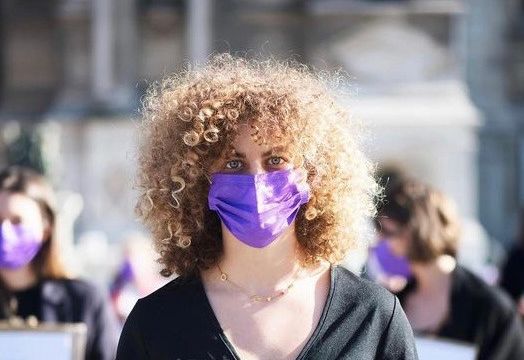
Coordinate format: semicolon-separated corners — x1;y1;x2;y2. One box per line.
325;266;417;359
332;265;399;316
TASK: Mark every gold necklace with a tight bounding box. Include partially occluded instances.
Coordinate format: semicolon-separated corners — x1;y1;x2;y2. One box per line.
217;263;302;303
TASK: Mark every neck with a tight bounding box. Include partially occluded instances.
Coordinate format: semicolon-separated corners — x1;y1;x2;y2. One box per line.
410;255;456;293
0;265;38;291
218;222;302;293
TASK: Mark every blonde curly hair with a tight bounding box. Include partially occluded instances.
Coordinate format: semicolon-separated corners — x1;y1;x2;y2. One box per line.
136;54;380;277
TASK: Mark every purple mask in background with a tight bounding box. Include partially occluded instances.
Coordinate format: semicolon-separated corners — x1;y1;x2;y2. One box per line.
0;221;43;269
373;240;411;278
208;168;310;248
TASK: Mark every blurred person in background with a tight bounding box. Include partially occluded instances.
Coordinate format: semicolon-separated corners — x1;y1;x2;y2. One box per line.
110;232;169;323
0;166;118;360
116;54;417;359
376;178;524;360
500;208;524;317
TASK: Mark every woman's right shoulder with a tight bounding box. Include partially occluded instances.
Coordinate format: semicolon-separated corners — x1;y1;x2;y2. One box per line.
117;274;207;357
129;274;202;317
333;265;398;315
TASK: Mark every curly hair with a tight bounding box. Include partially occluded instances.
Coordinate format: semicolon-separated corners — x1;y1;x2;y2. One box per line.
136;54;380;277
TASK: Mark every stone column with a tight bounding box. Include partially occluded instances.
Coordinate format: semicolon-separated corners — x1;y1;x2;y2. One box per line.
115;0;138;97
187;0;212;65
92;0;114;104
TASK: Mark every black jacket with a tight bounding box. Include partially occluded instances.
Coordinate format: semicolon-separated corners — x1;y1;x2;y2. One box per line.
398;266;524;360
1;278;119;360
116;265;418;359
500;246;524;301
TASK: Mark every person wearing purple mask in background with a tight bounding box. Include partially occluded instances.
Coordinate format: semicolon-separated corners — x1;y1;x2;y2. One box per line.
0;166;118;360
116;54;417;360
367;239;412;293
375;178;524;360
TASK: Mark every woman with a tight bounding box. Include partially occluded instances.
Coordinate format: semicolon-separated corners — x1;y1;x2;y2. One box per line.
116;54;417;359
0;165;118;360
376;178;524;360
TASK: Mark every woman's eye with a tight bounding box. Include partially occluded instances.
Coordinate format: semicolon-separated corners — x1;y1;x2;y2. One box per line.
268;157;285;166
225;160;243;169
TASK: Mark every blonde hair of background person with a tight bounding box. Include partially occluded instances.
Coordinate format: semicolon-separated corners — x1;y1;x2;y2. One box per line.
116;54;417;360
0;166;118;360
376;178;524;360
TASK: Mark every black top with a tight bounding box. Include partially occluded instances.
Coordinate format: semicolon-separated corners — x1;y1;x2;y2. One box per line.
116;265;418;359
13;281;42;320
500;246;524;301
0;278;119;360
397;266;524;360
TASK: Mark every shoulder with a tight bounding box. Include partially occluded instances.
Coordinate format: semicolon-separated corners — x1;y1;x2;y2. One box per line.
330;265;408;335
120;273;207;351
41;277;105;305
40;278;116;327
326;266;417;359
135;274;200;309
332;265;398;316
126;274;203;325
453;266;516;316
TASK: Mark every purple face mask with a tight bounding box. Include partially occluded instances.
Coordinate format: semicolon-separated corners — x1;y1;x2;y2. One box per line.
373;239;411;278
0;221;43;269
208;168;310;248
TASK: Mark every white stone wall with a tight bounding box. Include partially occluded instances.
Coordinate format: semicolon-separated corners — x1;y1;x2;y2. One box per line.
58;119;142;243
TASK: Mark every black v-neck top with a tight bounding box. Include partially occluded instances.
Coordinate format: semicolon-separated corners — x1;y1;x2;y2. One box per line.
116;265;417;360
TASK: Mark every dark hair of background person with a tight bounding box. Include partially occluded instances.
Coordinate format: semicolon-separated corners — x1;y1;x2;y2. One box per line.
375;166;408;195
375;179;462;263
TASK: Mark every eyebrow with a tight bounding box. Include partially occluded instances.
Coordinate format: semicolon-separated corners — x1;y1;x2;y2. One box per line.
229;146;289;159
263;146;288;156
229;150;246;158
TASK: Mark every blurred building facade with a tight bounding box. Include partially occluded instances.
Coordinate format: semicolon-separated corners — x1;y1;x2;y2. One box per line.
0;0;522;264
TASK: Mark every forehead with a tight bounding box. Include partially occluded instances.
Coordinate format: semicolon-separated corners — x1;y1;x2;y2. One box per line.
0;192;40;215
226;124;291;155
